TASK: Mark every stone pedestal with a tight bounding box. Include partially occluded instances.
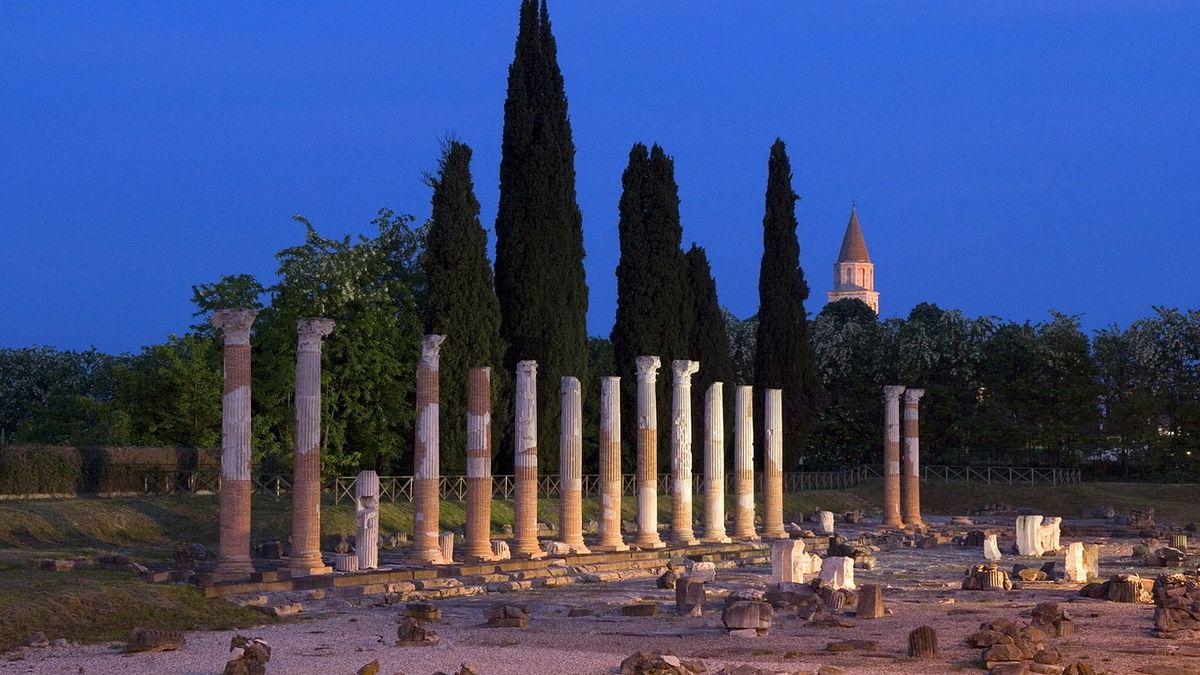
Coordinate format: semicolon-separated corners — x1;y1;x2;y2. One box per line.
211;309;258;581
355;470;380;570
817;510;835;536
669;360;700;546
410;335;448;564
512;360;545;558
761;388;786;539
818;556;856;591
983;534;1002;561
901;388;926;528
1016;515;1045;557
594;376;629;552
701;382;731;543
731;385;758;541
770;540;817;584
290;318;335;577
439;532;455;564
558;377;589;553
1065;541;1087;582
464;367;497;561
882;385;905;528
633;356;665;549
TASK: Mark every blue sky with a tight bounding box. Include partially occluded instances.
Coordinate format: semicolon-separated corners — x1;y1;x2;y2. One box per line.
1;2;1197;354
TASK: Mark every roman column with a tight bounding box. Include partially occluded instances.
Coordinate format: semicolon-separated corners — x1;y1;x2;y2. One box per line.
593;376;628;552
410;335;448;564
731;385;758;540
882;385;906;528
902;388;926;529
289;318;335;576
463;367;495;561
701;382;731;543
511;360;545;558
558;376;589;553
634;356;665;549
669;360;700;546
211;309;258;581
762;388;787;539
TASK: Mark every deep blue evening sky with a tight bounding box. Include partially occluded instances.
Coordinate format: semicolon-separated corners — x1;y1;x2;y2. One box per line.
2;2;1197;354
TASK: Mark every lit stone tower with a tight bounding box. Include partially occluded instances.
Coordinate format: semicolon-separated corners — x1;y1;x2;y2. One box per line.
826;207;878;314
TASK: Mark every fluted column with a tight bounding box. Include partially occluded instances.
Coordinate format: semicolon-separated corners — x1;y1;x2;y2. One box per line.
762;388;786;539
594;376;629;552
410;335;448;564
701;382;730;543
289;318;335;576
512;360;545;558
731;385;758;540
882;385;906;528
558;376;588;553
902;388;926;528
634;356;665;549
211;309;258;581
669;360;700;546
463;367;496;561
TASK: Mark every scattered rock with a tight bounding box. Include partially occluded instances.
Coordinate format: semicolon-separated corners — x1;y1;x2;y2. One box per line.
25;632;48;648
396;617;440;646
722;600;772;636
485;603;530;628
222;636;270;675
622;602;659;618
356;660;380;675
406;602;441;622
619;650;705;675
125;627;185;653
908;625;938;658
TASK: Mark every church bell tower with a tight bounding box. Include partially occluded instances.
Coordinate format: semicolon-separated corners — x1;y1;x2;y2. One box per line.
826;207;879;314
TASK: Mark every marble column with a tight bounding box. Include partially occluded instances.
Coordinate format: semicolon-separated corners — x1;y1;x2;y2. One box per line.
701;382;731;543
289;318;335;576
211;308;258;581
410;335;448;564
593;376;628;552
511;360;545;558
902;388;926;528
558;376;589;553
731;385;758;540
882;385;906;528
634;356;665;549
463;367;496;561
761;388;787;539
669;360;700;546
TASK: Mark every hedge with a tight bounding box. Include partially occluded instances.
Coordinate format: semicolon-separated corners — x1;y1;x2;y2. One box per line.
0;446;219;496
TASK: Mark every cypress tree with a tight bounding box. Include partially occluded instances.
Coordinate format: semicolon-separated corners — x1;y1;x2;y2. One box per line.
611;143;693;467
494;0;589;471
685;244;736;463
753;139;821;470
424;140;506;474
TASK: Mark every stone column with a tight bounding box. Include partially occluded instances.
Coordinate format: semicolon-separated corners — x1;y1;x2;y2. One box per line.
463;367;495;561
669;360;700;546
410;335;448;564
701;382;731;543
558;376;589;553
211;309;258;581
882;385;906;528
593;376;628;552
761;388;786;539
634;356;665;549
511;360;545;558
289;318;335;576
731;385;758;540
901;388;926;528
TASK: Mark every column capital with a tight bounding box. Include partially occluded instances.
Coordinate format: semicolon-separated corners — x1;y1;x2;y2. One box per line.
211;309;259;345
561;376;580;395
672;359;700;381
297;318;335;352
882;385;906;402
516;360;538;377
635;355;661;381
903;388;926;404
420;334;447;367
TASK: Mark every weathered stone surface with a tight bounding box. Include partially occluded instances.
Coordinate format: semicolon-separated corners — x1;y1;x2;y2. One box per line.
826;639;879;652
818;556;855;591
722;600;773;635
406;602;440;622
619;651;705;675
856;583;884;619
657;569;680;589
125;627;185;653
396;617;439;646
908;625;938;658
985;534;1003;561
356;659;380;675
223;635;270;675
675;578;705;616
622;602;660;617
689;561;716;583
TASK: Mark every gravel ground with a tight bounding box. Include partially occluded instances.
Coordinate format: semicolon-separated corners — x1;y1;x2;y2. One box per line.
4;523;1200;675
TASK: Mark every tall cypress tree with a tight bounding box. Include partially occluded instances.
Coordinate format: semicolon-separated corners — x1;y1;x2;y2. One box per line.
494;0;589;471
754;139;821;470
424;140;506;474
685;244;736;463
611;143;693;467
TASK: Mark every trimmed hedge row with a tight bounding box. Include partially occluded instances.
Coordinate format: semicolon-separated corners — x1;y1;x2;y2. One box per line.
0;446;218;496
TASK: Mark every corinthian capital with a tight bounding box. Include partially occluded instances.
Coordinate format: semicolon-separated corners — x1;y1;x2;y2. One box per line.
211;309;259;345
297;318;335;352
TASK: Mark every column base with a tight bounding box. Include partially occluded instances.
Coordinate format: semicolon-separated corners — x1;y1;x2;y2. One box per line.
633;538;667;550
591;542;630;552
701;535;732;544
882;517;904;528
289;563;333;577
563;542;591;554
408;547;449;565
212;558;254;583
670;536;700;547
513;550;547;560
733;533;761;542
760;529;788;540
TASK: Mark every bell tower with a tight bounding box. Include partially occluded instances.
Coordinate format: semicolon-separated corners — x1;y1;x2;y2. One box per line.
826;207;879;314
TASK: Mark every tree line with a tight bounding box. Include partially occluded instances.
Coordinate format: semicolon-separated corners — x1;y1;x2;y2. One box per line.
1;0;1196;480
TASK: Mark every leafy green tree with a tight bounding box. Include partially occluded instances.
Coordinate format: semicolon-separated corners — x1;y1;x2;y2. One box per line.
685;244;735;462
424;140;507;474
753;139;821;469
493;0;589;472
1;347;123;444
611;143;694;466
113;334;222;447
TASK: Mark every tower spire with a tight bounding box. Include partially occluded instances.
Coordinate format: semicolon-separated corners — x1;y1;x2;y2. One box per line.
827;206;879;313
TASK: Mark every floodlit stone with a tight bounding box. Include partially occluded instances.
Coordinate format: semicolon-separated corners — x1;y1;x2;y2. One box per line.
731;385;757;540
882;386;906;528
818;510;835;535
818;556;856;591
771;540;818;584
901;388;925;528
634;356;665;549
355;470;380;570
1017;515;1046;557
211;309;259;581
761;389;786;539
594;376;629;552
984;533;1003;561
670;360;701;546
701;382;731;543
558;377;589;553
1065;542;1087;582
511;361;545;559
464;367;496;561
411;335;449;564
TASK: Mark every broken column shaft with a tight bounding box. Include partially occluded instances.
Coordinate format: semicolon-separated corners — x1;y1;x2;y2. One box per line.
289;318;335;576
558;376;588;553
701;382;730;543
670;360;700;546
634;356;665;549
410;335;448;564
731;385;758;540
761;388;786;539
511;360;544;558
593;376;628;552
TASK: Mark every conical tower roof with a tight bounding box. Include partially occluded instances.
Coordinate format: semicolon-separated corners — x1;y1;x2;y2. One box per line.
836;207;871;263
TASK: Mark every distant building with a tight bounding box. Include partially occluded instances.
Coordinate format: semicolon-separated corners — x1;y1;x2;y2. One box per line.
826;207;879;314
